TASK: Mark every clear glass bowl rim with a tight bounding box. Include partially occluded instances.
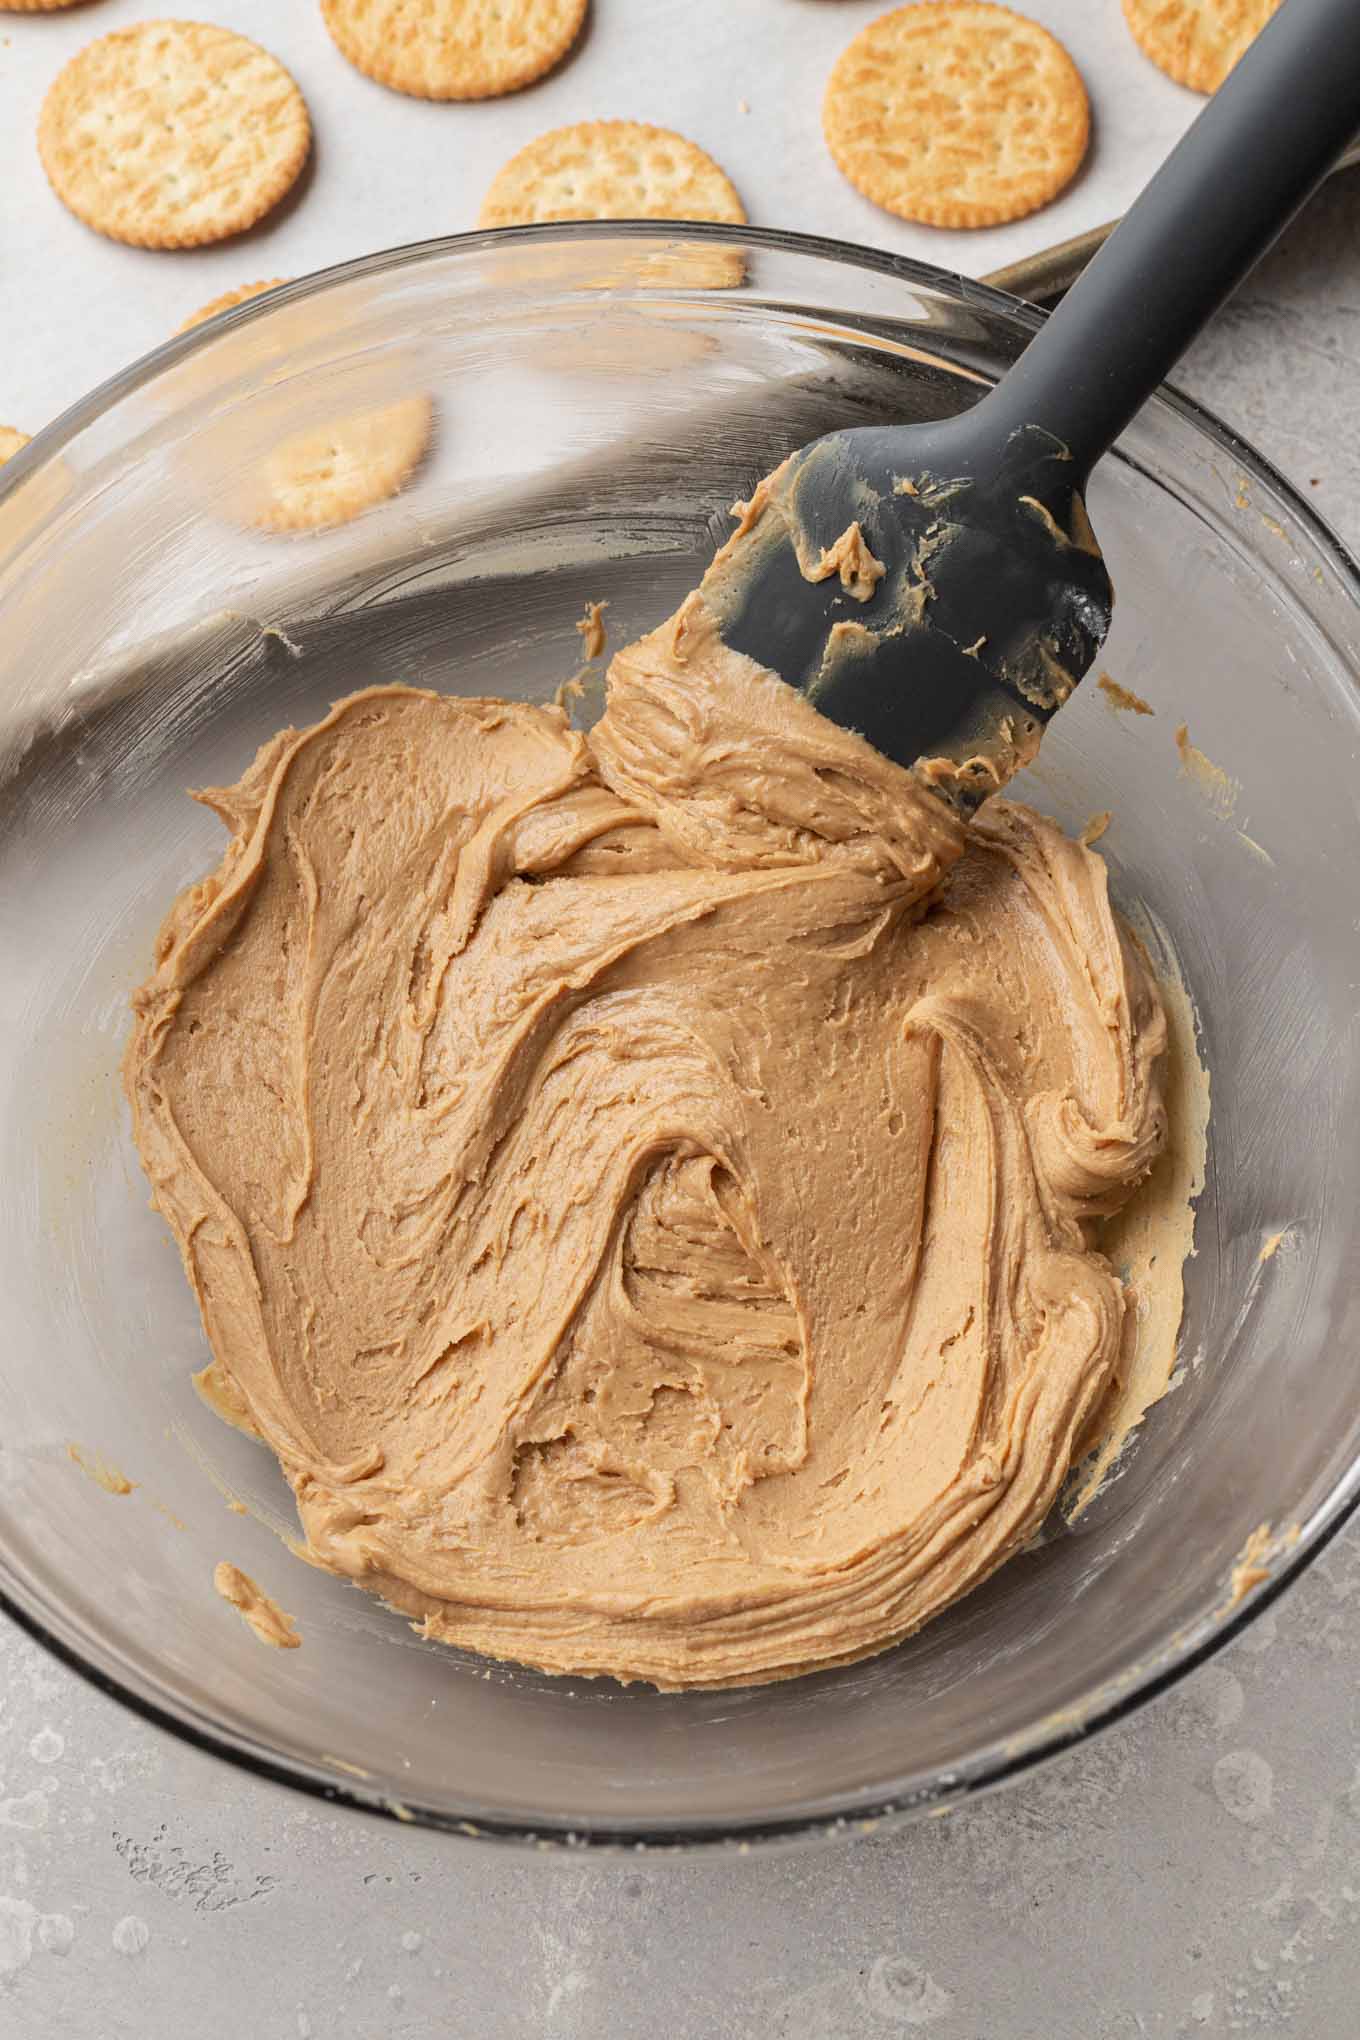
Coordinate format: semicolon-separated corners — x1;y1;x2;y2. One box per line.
4;218;1359;1855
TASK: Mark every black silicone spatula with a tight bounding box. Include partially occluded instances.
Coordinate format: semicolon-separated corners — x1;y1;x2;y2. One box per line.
707;0;1360;813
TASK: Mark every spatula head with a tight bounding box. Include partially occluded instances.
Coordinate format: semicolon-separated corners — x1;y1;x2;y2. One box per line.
704;422;1113;814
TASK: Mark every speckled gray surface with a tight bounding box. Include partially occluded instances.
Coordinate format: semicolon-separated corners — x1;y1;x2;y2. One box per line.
2;167;1359;2040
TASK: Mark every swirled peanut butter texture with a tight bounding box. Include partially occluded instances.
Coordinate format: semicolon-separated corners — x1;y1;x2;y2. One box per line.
126;585;1180;1687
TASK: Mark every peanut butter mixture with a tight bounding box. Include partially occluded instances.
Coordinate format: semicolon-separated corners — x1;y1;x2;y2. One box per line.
126;590;1170;1688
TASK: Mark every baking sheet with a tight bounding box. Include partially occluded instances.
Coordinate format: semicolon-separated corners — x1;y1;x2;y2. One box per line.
0;0;1238;436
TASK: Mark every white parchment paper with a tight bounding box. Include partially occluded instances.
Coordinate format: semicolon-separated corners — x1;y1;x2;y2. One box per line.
0;0;1212;435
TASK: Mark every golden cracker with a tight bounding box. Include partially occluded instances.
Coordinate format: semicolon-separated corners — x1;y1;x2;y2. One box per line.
823;1;1090;230
1122;0;1281;94
1;2;90;11
0;433;72;556
242;397;433;534
481;121;746;290
321;0;586;102
178;279;290;334
478;119;746;229
39;21;310;250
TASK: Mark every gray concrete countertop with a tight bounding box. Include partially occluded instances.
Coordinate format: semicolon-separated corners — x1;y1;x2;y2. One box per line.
2;74;1359;2040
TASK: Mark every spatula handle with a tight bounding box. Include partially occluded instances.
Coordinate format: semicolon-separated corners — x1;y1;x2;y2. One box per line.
975;0;1360;478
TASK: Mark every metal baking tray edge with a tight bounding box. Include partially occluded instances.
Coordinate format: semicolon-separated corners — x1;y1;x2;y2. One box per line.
982;138;1360;303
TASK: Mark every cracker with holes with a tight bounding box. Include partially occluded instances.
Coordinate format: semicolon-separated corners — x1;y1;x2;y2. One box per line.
823;0;1089;230
479;119;746;288
171;290;430;529
39;21;310;249
1122;0;1281;93
242;398;433;534
478;120;745;228
321;0;587;101
178;280;290;334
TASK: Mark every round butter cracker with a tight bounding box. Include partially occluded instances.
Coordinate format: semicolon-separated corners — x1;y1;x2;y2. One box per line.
244;397;433;534
0;427;32;466
39;21;311;249
1122;0;1282;94
170;289;431;532
478;119;746;228
321;0;587;102
178;279;290;334
481;121;747;290
823;0;1090;230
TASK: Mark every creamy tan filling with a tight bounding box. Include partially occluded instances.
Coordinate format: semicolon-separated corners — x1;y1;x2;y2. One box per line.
126;591;1175;1688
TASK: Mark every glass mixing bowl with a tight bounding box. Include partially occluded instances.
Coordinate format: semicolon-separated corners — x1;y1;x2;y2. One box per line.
2;226;1359;1851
